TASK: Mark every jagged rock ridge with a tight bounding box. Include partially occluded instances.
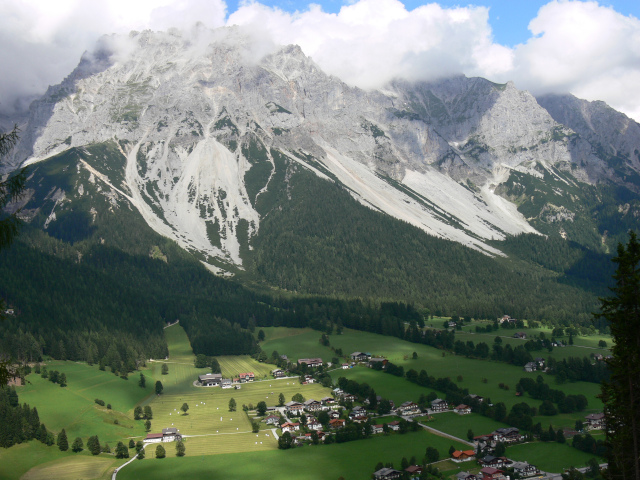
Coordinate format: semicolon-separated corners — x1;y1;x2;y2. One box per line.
7;27;640;270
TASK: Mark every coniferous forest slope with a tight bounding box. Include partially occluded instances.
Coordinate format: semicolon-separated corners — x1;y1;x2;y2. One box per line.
0;142;620;367
2;29;639;365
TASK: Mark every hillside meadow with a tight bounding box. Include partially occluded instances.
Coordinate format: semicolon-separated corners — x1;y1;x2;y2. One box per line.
118;429;470;480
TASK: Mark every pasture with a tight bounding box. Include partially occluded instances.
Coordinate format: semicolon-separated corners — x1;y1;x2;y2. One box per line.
507;441;604;472
325;328;603;414
146;378;330;438
118;429;469;480
423;412;512;440
258;327;334;362
144;432;277;458
21;455;117;480
18;362;148;443
216;355;274;379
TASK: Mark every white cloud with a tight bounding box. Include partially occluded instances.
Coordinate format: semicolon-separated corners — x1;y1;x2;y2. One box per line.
1;0;639;122
504;0;640;121
228;0;512;89
0;0;226;115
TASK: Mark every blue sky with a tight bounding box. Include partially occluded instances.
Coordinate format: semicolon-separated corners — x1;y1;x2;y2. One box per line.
223;0;639;46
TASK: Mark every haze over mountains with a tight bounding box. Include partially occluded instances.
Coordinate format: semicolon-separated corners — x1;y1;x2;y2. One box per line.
5;27;639;274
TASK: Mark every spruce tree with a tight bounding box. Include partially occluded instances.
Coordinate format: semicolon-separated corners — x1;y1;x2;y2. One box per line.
71;437;83;452
87;435;101;455
176;440;185;457
57;429;69;451
598;232;640;480
115;441;129;459
155;444;166;458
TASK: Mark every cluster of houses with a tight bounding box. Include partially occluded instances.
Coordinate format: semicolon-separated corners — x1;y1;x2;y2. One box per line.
372;454;540;480
197;372;254;388
349;352;388;369
523;358;546;373
144;427;182;443
474;427;526;450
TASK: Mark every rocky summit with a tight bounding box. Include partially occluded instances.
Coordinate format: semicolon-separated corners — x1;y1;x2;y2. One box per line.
6;27;640;271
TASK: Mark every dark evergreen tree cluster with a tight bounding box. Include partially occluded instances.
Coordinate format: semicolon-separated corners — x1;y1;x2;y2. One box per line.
546;356;610;384
0;386;51;448
516;377;588;413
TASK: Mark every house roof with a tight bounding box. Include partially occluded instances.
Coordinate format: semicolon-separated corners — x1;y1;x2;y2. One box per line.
455;404;470;410
145;433;164;439
586;413;605;420
375;467;401;476
162;428;178;434
406;465;423;473
481;467;503;475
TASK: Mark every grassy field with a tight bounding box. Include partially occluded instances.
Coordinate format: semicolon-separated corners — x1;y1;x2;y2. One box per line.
258;327;334;362
422;412;512;440
146;378;330;438
18;362;149;443
507;442;604;472
21;455;118;480
453;330;609;361
144;432;278;458
216;356;274;379
328;329;602;411
118;429;469;480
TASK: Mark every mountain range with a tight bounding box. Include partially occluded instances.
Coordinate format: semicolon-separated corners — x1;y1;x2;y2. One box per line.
2;26;640;330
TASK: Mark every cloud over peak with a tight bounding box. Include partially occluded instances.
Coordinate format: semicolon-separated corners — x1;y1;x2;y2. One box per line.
0;0;639;122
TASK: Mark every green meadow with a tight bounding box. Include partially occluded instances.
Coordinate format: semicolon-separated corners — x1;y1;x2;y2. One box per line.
119;429;469;480
422;412;512;440
2;323;605;480
17;361;149;443
506;442;604;472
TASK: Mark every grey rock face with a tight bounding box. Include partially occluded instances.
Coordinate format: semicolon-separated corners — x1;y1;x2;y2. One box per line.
7;27;640;269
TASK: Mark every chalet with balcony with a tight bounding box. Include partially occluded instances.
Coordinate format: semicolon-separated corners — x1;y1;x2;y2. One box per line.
431;399;448;412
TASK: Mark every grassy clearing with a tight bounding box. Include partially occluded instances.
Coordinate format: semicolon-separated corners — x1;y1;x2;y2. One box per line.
144;433;278;458
326;328;603;413
422;412;512;440
163;324;196;363
507;442;603;472
216;356;274;379
18;362;148;443
258;327;334;362
21;455;117;480
119;429;469;480
0;441;67;480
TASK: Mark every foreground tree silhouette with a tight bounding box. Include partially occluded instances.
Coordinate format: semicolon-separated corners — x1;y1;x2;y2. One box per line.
0;126;27;386
597;231;640;480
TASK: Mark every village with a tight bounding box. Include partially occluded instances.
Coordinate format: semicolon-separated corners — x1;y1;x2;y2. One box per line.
143;350;607;480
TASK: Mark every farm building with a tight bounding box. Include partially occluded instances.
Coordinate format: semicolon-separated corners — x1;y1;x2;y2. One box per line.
373;467;402;479
297;358;323;368
350;352;371;362
368;357;388;368
198;373;222;386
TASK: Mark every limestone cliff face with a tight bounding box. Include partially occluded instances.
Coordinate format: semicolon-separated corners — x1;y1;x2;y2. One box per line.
6;27;640;269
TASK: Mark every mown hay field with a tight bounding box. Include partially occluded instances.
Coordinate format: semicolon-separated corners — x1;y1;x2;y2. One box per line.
20;455;117;480
147;378;330;438
216;355;274;379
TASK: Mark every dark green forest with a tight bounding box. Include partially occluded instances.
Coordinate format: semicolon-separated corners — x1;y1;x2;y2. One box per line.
0;143;628;369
